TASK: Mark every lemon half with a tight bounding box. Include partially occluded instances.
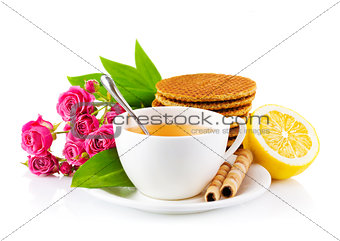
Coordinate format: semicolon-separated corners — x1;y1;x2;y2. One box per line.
243;104;320;179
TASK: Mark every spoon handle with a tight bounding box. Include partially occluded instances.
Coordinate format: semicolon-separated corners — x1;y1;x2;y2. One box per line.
100;75;150;135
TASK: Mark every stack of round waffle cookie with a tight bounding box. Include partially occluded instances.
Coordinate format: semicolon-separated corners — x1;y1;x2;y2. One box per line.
152;73;256;147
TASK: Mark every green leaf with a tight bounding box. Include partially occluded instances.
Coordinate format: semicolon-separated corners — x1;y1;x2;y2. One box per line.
67;73;110;101
100;56;156;107
115;85;155;107
135;40;162;88
71;149;134;188
100;57;146;88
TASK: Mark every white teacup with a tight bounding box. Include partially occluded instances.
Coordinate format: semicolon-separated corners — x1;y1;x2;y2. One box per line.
113;107;246;200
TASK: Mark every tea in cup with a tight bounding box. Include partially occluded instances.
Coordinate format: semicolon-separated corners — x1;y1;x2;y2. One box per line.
113;106;246;200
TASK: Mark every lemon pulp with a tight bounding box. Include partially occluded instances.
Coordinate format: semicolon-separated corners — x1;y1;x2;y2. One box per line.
244;105;319;179
260;110;312;159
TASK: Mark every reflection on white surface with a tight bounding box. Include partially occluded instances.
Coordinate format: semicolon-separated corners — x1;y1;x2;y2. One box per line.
26;173;73;209
234;178;313;219
270;178;313;209
22;167;312;217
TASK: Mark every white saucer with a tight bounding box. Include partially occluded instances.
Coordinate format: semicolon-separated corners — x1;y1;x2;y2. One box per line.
86;164;271;214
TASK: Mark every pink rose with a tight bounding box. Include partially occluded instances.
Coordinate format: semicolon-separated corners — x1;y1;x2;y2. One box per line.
104;103;125;124
57;86;95;121
111;103;125;114
21;115;53;156
60;162;73;176
23;114;53;131
64;123;71;132
65;131;80;143
63;140;88;166
72;114;99;138
65;114;99;142
64;123;79;143
104;111;118;124
85;79;100;93
28;153;59;176
84;124;116;157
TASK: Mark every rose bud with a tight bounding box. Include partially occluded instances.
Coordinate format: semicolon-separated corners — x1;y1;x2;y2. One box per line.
111;103;125;115
21;115;53;156
63;140;88;166
84;124;116;157
64;123;71;132
23;114;54;131
28;153;59;176
60;162;73;176
57;86;95;122
85;79;100;93
104;111;119;124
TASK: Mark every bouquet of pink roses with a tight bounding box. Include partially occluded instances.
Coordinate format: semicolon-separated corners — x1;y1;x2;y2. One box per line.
21;83;125;176
21;40;161;188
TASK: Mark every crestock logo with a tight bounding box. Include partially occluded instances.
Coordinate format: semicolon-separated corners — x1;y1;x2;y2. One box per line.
70;102;271;139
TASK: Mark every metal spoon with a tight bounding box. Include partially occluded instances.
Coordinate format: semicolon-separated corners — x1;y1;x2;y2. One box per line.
100;74;150;135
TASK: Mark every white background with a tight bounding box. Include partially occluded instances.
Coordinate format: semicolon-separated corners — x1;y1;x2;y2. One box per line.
1;0;340;240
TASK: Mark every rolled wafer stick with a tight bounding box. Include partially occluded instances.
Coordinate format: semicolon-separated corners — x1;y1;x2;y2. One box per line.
220;149;253;198
204;162;232;202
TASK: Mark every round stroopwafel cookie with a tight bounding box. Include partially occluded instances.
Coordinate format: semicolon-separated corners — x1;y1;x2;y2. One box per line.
152;99;164;107
228;117;247;129
226;141;244;150
152;99;248;129
153;99;251;117
155;92;255;110
229;127;239;138
156;73;256;102
216;104;252;116
224;115;249;129
227;137;236;147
